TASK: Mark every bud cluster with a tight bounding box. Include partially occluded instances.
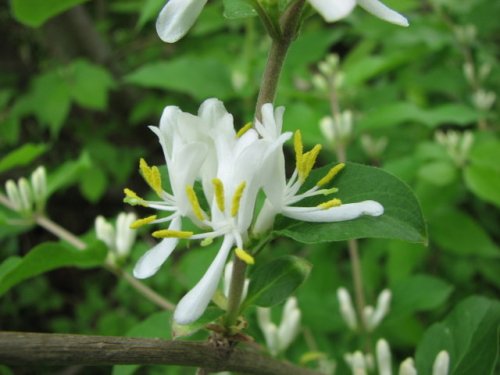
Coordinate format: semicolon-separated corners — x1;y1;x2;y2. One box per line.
95;212;137;264
4;166;47;216
435;130;474;167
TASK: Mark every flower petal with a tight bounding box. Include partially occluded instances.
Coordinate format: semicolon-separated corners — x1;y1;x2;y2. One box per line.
174;235;234;324
156;0;208;43
133;216;181;279
283;200;384;222
308;0;356;22
357;0;409;27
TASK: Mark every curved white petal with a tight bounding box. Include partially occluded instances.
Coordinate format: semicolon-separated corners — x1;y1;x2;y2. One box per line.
174;235;234;324
156;0;208;43
309;0;356;22
357;0;409;27
133;217;181;279
283;200;384;222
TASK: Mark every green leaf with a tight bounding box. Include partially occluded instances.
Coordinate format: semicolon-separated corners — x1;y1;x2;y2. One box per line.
136;0;164;30
172;306;225;339
113;311;171;375
415;296;500;375
391;275;454;317
80;167;107;203
10;0;89;27
68;60;115;110
0;241;106;297
125;57;235;100
274;163;427;244
464;140;500;208
47;152;92;196
243;256;312;308
0;144;47;174
430;209;499;258
418;160;457;186
222;0;256;19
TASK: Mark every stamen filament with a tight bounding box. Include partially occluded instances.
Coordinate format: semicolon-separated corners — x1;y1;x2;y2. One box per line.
231;182;247;217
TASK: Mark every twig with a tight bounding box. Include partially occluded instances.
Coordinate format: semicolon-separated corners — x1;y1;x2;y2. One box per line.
0;332;322;375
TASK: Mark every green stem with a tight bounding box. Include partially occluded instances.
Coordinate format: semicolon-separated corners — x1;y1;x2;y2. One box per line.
224;256;248;330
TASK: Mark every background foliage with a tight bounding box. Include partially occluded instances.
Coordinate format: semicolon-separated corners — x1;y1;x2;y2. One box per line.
0;0;499;374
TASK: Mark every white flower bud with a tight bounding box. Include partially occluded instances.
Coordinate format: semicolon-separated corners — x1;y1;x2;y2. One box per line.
337;287;358;330
325;54;339;70
472;89;496;111
376;339;392;375
278;297;301;352
462;62;475;86
432;351;450;375
30;166;47;211
350;351;367;375
399;358;417;375
5;180;22;211
115;212;137;257
312;74;328;91
95;216;115;250
320;116;336;143
319;61;334;77
18;178;33;213
367;289;391;331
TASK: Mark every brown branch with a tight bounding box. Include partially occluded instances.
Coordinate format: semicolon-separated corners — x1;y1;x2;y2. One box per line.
0;332;321;375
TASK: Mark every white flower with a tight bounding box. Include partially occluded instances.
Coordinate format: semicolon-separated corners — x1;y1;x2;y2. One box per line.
309;0;409;27
257;297;301;356
156;0;207;43
254;103;384;234
95;212;137;260
125;99;281;324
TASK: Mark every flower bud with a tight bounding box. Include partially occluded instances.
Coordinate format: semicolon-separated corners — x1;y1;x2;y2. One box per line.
337;287;358;330
399;358;417;375
312;74;328;91
18;178;33;213
462;62;475;86
376;339;392;375
5;180;22;212
472;89;496;111
31;166;47;212
95;216;115;250
115;212;137;257
432;351;450;375
367;289;391;331
320;116;336;144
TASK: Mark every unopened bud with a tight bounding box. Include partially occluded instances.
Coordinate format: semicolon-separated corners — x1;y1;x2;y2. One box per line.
337;287;358;330
376;339;392;375
95;216;115;250
312;74;328;91
462;62;475;86
18;178;33;213
5;180;22;212
399;358;417;375
366;289;391;331
115;212;137;257
320;116;336;143
432;351;450;375
31;166;47;211
350;351;367;375
472;89;496;111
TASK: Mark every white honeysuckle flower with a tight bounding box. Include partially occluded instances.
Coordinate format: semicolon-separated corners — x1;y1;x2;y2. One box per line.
257;297;302;356
309;0;409;27
337;287;358;330
125;99;284;325
254;104;384;235
156;0;207;43
399;358;417;375
95;212;137;260
432;351;450;375
376;339;392;375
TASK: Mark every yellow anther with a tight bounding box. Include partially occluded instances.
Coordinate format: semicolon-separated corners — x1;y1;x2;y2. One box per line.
212;178;225;212
236;122;253;138
317;198;342;209
316;163;345;187
123;188;148;207
294;130;303;173
235;248;255;265
186;185;205;221
300;144;322;182
130;215;157;229
140;158;163;196
152;229;194;239
231;182;246;217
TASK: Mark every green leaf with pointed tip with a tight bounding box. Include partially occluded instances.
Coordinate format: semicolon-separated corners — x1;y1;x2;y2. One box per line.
172;306;225;339
243;256;312;309
0;241;106;297
415;296;500;375
274;163;427;244
10;0;89;27
0;144;47;174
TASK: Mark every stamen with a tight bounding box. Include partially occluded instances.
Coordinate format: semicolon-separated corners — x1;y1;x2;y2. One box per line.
140;158;163;196
212;178;225;212
294;130;303;174
300;144;322;182
152;229;193;239
185;185;205;221
235;248;255;265
237;122;253;137
123;188;148;207
317;198;342;209
316;163;345;187
231;182;246;217
130;215;157;229
201;238;214;247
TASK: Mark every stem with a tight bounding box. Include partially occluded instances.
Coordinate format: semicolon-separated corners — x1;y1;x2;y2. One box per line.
224;256;248;330
0;332;323;375
0;193;174;311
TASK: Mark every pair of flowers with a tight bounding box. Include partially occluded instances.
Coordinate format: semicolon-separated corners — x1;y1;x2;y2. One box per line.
125;99;383;324
157;0;408;43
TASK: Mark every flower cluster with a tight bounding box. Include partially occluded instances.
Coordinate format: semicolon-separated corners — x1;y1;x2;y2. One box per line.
4;166;47;216
156;0;408;43
125;99;383;324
